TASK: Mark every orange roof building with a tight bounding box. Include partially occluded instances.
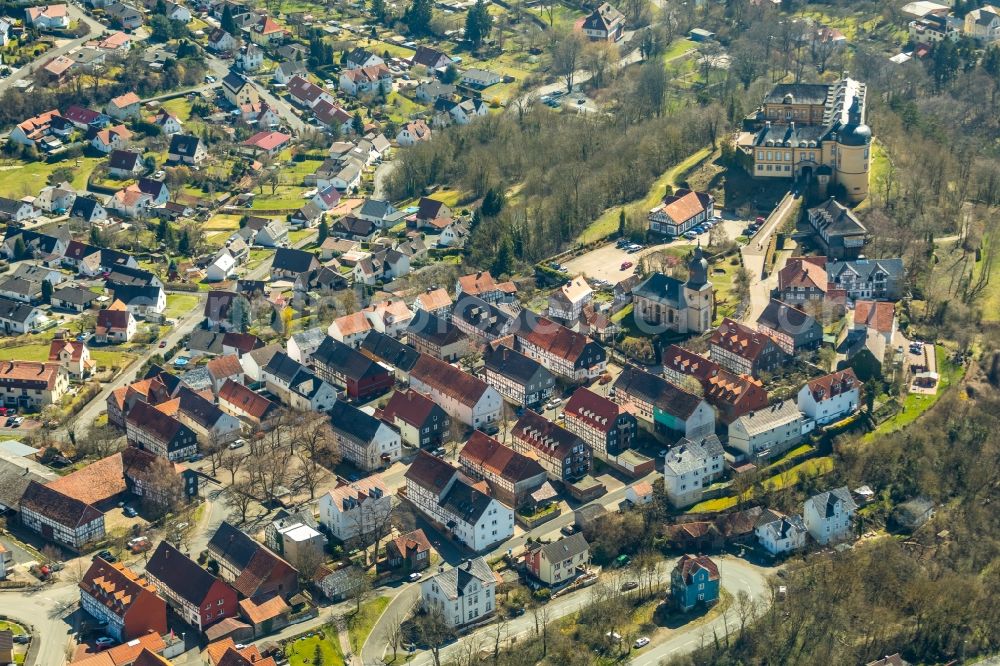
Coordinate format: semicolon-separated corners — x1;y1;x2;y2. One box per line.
78;558;168;642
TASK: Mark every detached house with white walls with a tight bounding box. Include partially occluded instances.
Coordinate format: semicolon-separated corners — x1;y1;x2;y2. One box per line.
803;487;857;545
755;510;808;556
662;435;725;508
797;368;860;425
421;558;498;627
409;354;502;430
328;401;401;471
319;474;392;543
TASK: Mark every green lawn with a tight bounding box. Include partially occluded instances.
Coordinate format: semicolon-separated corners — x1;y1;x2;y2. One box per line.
0;344;49;362
763;457;834;492
164;293;200;318
285;625;345;666
577;146;714;244
972;235;1000;322
662;39;698;63
0;621;27;635
0;156;103;198
348;596;389;653
690;495;737;513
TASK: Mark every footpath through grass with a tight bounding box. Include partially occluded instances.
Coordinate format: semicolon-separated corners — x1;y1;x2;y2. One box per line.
349;595;390;653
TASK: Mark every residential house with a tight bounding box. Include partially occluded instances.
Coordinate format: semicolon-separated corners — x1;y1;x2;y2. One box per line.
547;277;593;323
144;541;238;632
105;2;143;30
48;337;95;379
563;387;637;460
310;336;393;402
514;313;607;382
162;386;242;444
481;343;555;409
420;558;498;627
0;360;68;409
319;474;392;542
409;354;502;430
806;198;868;259
803;486;857;544
755;299;822;354
458;430;547;508
670;554;720;611
405;451;514;552
108;283;166;317
511;409;590;483
965;4;1000;42
523;533;590;586
25;4;70;29
205;250;237;283
248;15;286;46
311;184;342;212
0;277;40;304
151;109;183;135
106;92;141;120
434;96;488;126
261;352;337;412
19;481;104;551
662;435;726;508
207;521;299;601
406;313;468;362
222;71;259;107
0;297;43;335
270;248;320;280
611;365;715;441
438;220;469;248
328;312;372;349
647;188;714;236
727;399;804;459
286;327;327;363
339;64;392;96
451;296;514;344
754;510;807;555
273;59;307;84
345;47;384;69
357;331;420;381
78;558;168;641
236;43;264;72
777;256;828;304
245;216;289;247
9;109;61;148
107;149;144;178
242;130;291;156
35;182;77;214
362;299;415;339
661;345;769;425
396;120;432;146
218;379;280;428
625;481;654;507
328;401;402;471
0;198;39;225
286;75;334;109
51;285;97;312
263;508;321;561
413;287;452;318
204;290;251;332
379;389;449;449
827;258;905;301
63;105;108;130
709;318;785;377
168;134;207;164
415;79;456;103
581;2;625;41
461;68;501;88
96;300;136;342
385;529;432;572
411;45;453;71
126;400;198;461
797;368;859;425
69;196;109;225
312;100;352;133
208;28;237;52
91;125;133;154
851;299;896;358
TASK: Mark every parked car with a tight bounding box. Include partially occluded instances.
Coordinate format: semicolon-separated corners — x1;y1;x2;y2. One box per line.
620;261;633;270
228;438;246;450
96;549;117;563
620;581;639;591
408;572;422;582
12;635;30;644
560;524;578;537
95;637;116;649
122;505;138;518
187;453;204;462
635;637;650;648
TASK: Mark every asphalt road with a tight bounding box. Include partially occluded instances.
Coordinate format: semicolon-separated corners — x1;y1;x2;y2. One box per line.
1;581;79;666
740;191;799;325
202;52;306;134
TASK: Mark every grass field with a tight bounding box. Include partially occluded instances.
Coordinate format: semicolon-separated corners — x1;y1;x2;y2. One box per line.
971;236;1000;322
164;293;200;318
285;625;345;666
0;344;132;370
0;621;27;635
0;156;103;198
578;146;714;244
662;39;698;63
348;596;389;652
160;96;195;121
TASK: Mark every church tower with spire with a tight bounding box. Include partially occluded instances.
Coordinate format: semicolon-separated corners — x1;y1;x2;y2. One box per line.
683;244;714;333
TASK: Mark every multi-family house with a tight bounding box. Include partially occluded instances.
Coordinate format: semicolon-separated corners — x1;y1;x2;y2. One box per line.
144;541;238;632
581;2;625;41
263;510;324;572
458;431;546;508
547;277;593;323
159;386;242;444
420;558;498;627
328;400;402;471
754;510;808;555
106;92;141;120
826;258;905;301
404;451;514;552
248;15;286;45
207;521;299;601
806;198;869;259
514;313;607;382
965;4;1000;42
755;299;822;355
481;343;555;409
125;400;198;461
510;409;590;483
121;445;197;507
450;296;515;345
328;312;372;349
406;313;468;362
777;256;829;303
218;379;281;429
647;188;714;237
727;399;804;459
311;336;393;402
78;557;168;641
803;486;857;544
413;287;453;318
523;533;590;586
611;365;715;441
48;337;95;379
19;481;105;551
379;389;450;449
319;474;392;542
455;271;516;304
797;368;859;425
662;435;726;508
709;318;785;377
357;331;420;382
339;64;393;96
661;344;769;424
409;354;502;430
261;352;337;412
562;387;637;460
0;360;68;409
670;554;720;611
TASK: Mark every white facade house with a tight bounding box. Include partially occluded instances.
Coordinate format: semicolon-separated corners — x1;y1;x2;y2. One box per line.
755;511;808;555
319;475;392;542
329;401;402;471
797;369;860;426
803;487;857;545
420;558;497;627
405;452;514;552
727;400;804;459
409;355;502;430
662;435;725;508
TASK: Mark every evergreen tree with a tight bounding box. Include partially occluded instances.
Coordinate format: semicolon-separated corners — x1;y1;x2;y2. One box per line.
481;187;504;217
178;229;191;255
492;236;513;276
404;0;432;35
155;0;167;15
618;209;626;236
41;279;52;304
318;219;330;244
442;63;459;83
352;111;365;135
156;218;170;242
89;225;102;247
12;236;26;260
371;0;386;21
464;0;492;48
221;5;236;33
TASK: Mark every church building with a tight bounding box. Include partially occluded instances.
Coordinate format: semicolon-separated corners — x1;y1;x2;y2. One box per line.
631;245;713;335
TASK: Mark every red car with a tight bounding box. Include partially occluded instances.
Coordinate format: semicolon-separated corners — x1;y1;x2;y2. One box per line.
620;261;633;271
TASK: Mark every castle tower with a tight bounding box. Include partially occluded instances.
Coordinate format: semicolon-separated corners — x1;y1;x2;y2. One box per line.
684;244;713;333
835;96;871;204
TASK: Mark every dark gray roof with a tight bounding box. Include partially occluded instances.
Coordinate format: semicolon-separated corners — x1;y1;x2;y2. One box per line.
631;272;687;308
263;351;305;384
808;198;867;238
763;83;830;106
358;331;419;372
105;265;157;287
807;486;857;518
756;299;818;333
108;149;141;170
0;459;50;510
208;520;259;570
613;365;704;420
188;329;226;355
52;285;96;305
406;312;466;347
358;198;395;219
534;532;589;562
146;540;223;606
451;296;512;339
313;335;392;381
754;122;828;148
427;558;494;598
826;258;904;281
440;479;495;525
109;283;161;307
0;277;39;298
271;247;318;273
169;134;202;158
483;344;548;385
70;196;103;221
329;400;382;442
0;296;39;323
0;197;30;215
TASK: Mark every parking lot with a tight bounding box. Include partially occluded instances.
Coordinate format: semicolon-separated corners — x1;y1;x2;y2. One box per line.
561;216;748;284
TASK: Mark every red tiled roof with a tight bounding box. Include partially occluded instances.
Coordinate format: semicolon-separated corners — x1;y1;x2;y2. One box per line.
675;554;719;583
805;368;858;401
47;453;126;506
218;379;276;419
563;387;624;435
243;130;291;151
662;344;720;383
238;595;289;625
708;318;779;362
778;256;828;292
853;300;894;334
517;316;593;363
70;634;167;666
410;354;489;406
0;360;63;389
78;558;161;623
459;430;546;483
381;389;439;428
